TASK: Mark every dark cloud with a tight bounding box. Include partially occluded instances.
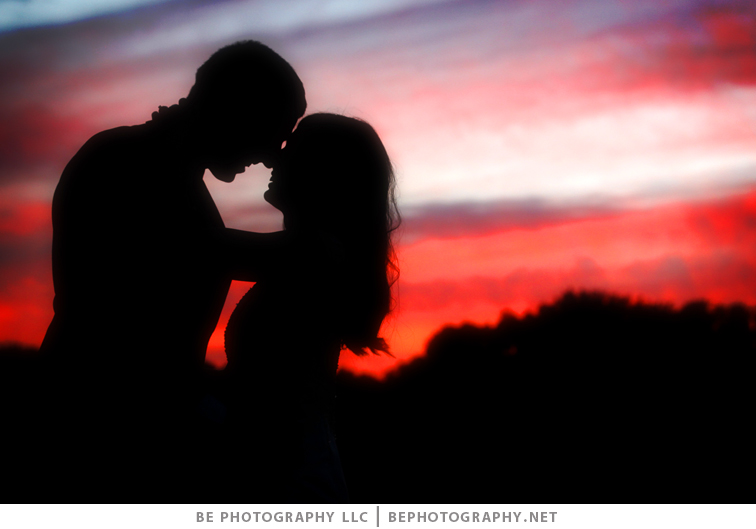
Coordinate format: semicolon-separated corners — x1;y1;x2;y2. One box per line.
0;238;48;271
0;234;51;295
670;4;756;87
400;197;623;242
400;184;756;244
0;200;51;297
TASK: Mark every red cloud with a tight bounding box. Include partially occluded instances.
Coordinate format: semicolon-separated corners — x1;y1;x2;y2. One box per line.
5;188;756;379
0;200;50;237
353;188;756;378
6;188;756;378
606;4;756;90
0;104;89;181
685;189;756;246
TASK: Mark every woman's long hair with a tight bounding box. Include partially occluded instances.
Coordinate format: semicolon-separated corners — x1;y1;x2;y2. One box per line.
274;113;400;356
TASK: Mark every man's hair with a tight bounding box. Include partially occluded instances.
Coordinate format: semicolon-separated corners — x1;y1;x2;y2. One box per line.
187;40;306;123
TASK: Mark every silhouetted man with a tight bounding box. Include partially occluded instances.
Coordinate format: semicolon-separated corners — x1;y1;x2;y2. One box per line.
37;41;305;497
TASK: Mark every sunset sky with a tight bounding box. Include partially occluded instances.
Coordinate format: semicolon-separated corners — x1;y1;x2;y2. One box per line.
1;0;755;377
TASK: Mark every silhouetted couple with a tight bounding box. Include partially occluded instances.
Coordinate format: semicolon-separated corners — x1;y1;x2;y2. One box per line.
38;41;399;502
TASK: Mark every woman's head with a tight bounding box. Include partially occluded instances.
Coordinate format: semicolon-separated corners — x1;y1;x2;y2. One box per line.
266;113;399;355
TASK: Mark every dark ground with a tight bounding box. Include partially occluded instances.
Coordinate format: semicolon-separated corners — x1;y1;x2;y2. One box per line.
1;291;754;502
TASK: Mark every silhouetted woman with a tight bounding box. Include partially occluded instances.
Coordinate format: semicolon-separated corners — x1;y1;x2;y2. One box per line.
222;113;399;502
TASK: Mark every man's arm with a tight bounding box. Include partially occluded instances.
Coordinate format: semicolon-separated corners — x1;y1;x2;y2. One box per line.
221;228;291;282
221;227;344;283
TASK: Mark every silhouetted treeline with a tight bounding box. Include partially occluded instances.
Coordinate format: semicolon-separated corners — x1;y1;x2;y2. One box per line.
2;291;754;502
334;291;756;503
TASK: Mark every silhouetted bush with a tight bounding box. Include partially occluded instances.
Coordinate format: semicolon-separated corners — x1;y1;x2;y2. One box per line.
334;291;756;503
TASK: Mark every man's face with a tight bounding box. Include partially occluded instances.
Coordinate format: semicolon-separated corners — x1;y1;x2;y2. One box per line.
204;107;295;183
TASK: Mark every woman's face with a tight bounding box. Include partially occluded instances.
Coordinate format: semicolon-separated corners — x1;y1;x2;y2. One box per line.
263;140;309;213
263;124;349;222
263;164;287;211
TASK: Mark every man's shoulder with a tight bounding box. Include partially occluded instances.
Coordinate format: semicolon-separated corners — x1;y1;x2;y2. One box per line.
61;123;157;182
78;124;150;159
55;124;156;201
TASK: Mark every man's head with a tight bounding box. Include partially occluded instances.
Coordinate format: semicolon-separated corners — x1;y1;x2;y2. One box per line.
187;41;306;182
